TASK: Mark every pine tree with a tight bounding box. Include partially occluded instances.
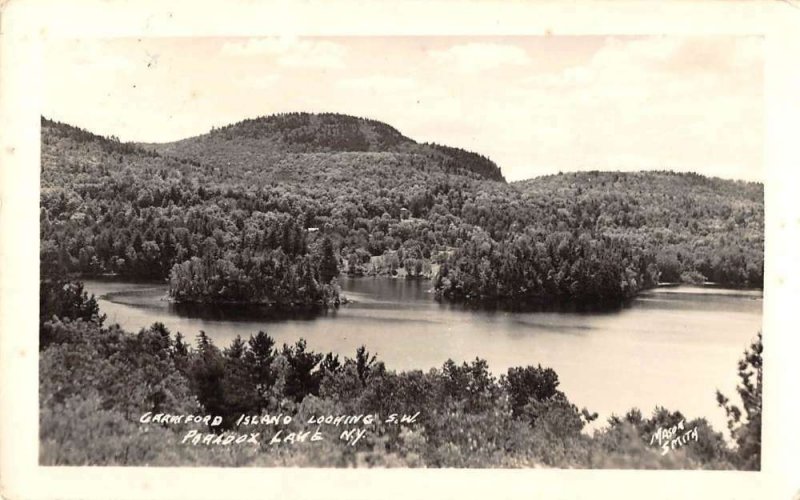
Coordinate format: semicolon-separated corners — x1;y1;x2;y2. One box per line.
716;332;762;470
319;236;339;284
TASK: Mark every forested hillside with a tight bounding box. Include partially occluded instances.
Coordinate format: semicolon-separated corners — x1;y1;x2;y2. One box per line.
435;171;763;308
144;112;506;182
41;114;763;313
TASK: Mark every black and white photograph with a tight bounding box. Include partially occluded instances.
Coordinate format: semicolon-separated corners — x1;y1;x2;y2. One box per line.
1;1;799;499
35;33;765;469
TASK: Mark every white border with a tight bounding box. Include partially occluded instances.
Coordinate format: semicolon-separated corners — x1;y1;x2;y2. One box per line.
1;1;798;499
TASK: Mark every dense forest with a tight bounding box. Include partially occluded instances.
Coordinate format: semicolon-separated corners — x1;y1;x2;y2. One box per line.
41;113;763;313
39;275;761;468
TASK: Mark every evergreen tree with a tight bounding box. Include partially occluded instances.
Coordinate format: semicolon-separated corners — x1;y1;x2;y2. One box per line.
319;236;339;284
716;332;762;470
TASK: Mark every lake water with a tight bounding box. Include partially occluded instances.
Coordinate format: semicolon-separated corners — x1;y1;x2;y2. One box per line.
83;278;763;434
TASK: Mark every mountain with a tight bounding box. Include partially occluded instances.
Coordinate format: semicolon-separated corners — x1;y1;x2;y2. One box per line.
40;115;763;311
141;112;506;182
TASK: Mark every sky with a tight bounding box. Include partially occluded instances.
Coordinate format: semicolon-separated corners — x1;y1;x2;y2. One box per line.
44;36;764;182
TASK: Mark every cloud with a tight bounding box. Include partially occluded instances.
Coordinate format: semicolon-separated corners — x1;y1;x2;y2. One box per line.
428;42;531;73
337;75;418;92
498;37;763;181
221;37;347;69
238;75;280;88
521;36;762;101
590;36;762;85
49;39;138;81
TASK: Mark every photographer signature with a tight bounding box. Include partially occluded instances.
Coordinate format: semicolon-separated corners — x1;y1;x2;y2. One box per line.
649;419;699;455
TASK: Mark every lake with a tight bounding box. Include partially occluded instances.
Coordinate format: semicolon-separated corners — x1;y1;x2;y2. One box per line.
83;277;763;434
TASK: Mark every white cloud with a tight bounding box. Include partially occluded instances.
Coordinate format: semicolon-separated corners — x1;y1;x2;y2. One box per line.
48;39;138;82
589;36;762;86
520;37;762;105
500;37;763;181
337;75;418;92
220;37;347;69
429;42;531;73
238;75;280;88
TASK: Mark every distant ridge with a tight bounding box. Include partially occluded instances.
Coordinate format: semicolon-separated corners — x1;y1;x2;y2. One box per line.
515;170;763;201
41;117;159;158
141;112;506;182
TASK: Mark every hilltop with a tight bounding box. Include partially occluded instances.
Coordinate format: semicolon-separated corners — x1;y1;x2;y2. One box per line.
140;112;505;182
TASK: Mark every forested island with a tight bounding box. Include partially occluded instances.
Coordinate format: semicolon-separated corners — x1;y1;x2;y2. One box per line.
41;112;763;313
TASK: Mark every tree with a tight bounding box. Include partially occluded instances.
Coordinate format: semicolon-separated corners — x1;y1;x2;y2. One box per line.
353;345;377;385
716;332;762;470
190;331;227;419
504;365;560;418
39;278;105;348
245;330;277;406
319;236;339;284
281;339;323;402
224;335;246;359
